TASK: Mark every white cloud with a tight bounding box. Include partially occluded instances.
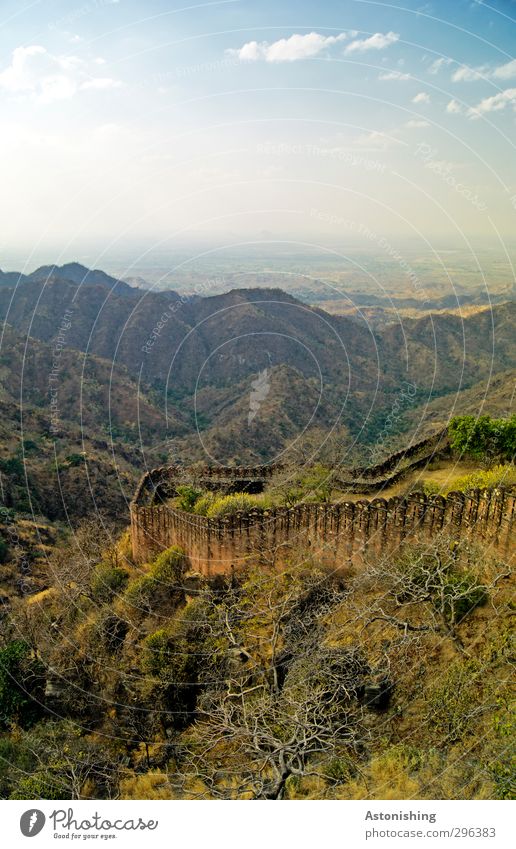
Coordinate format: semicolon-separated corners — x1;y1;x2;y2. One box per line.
345;31;399;54
378;70;411;80
353;129;404;150
405;119;429;127
227;32;347;63
492;58;516;80
446;99;463;113
452;64;488;82
0;45;121;103
468;87;516;118
428;57;452;74
412;91;430;103
451;59;516;83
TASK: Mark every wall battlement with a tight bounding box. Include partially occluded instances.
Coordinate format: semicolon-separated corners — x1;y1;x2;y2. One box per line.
130;465;515;576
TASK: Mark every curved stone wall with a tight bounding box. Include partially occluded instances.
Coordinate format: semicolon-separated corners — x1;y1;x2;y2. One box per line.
130;484;515;575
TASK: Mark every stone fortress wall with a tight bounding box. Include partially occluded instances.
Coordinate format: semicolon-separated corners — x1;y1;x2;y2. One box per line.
130;431;515;575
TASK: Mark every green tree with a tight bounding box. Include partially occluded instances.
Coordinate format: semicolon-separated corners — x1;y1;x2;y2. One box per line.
0;641;45;729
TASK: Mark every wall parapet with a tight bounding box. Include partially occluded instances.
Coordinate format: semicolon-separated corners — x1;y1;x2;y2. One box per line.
131;428;450;509
130;483;515;575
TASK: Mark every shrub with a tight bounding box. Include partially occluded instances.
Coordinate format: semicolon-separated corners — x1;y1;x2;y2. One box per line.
175;485;202;512
422;481;441;496
0;641;45;729
152;546;186;582
0;536;8;563
299;464;334;503
442;570;487;624
91;563;128;602
449;415;516;462
125;546;186;608
141;629;174;676
193;493;216;515
206;493;261;519
391;537;487;629
65;453;85;467
447;465;516;494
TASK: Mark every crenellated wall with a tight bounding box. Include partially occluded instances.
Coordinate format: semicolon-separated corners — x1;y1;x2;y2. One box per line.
130;485;515;575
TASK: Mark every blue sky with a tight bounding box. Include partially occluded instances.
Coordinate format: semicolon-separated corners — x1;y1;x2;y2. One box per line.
0;0;515;264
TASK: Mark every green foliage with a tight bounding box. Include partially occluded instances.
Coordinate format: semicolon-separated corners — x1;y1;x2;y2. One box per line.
152;545;186;581
91;563;128;602
323;756;353;783
393;538;487;627
64;453;85;467
175;484;202;512
193;492;216;515
297;464;334;503
206;492;261;518
0;535;8;563
4;720;119;800
141;629;173;676
449;415;516;462
422;480;441;496
0;456;25;480
21;439;39;455
0;641;44;729
125;546;185;608
0;507;16;524
441;571;487;624
449;465;516;493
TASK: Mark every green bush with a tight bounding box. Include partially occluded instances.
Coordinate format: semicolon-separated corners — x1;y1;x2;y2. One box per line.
422;481;442;496
175;485;202;512
449;415;516;462
0;641;45;729
206;493;261;519
193;492;216;515
152;545;186;582
448;465;516;494
64;453;85;467
125;546;186;608
141;629;174;676
91;563;128;602
0;536;8;563
442;570;487;624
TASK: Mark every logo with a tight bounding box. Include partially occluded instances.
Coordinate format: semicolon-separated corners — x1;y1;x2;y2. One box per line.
248;367;271;425
20;810;46;837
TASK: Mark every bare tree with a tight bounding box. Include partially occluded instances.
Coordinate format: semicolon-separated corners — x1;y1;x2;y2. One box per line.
358;534;505;652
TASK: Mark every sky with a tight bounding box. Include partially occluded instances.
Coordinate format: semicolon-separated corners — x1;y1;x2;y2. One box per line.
0;0;516;270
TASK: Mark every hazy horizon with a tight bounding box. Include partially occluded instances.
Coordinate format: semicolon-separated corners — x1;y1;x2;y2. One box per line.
1;0;515;263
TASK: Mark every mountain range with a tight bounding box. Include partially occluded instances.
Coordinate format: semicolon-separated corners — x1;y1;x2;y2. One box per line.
0;262;514;518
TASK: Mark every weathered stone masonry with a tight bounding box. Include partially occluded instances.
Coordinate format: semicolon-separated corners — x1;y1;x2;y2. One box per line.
130;463;515;575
